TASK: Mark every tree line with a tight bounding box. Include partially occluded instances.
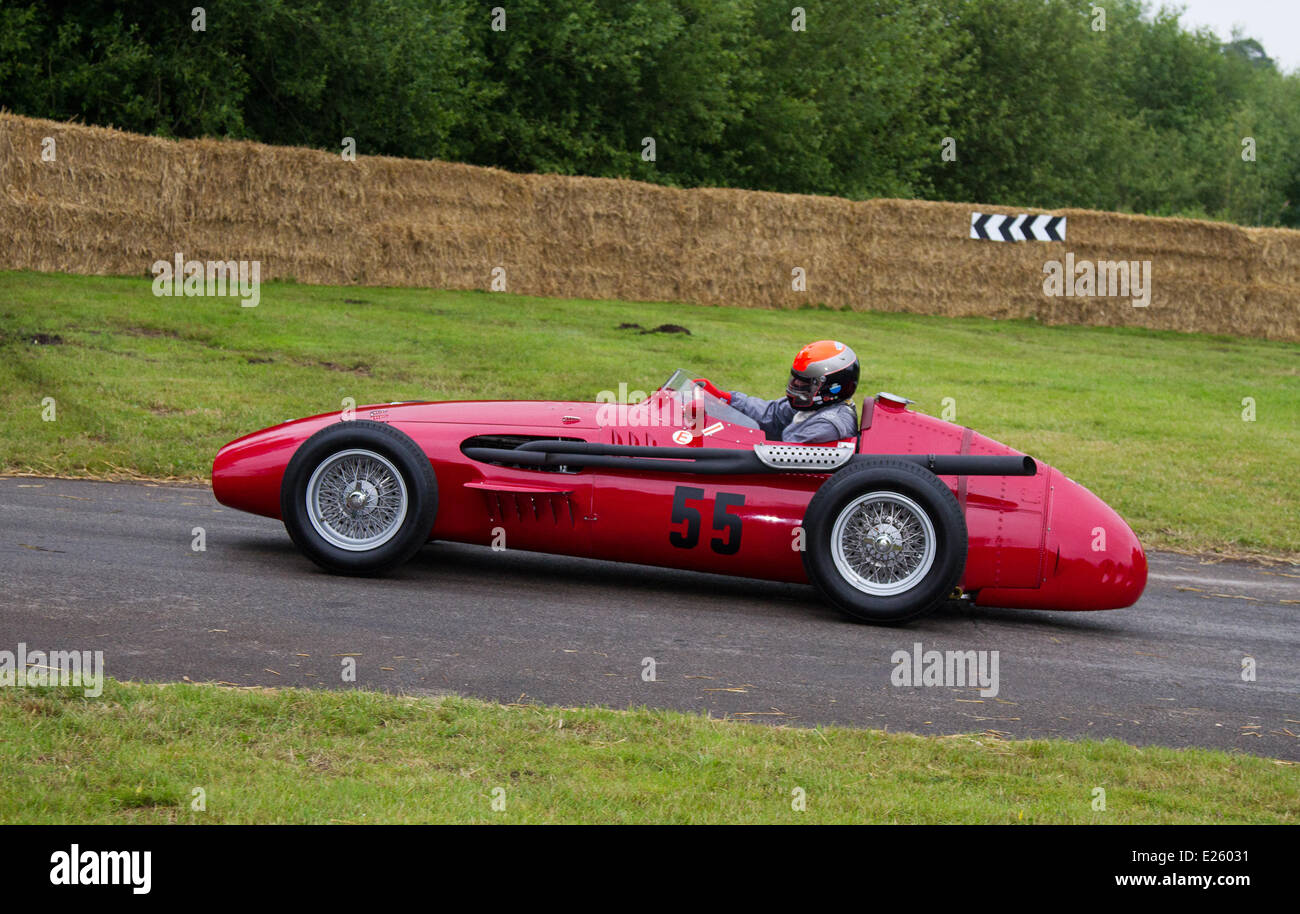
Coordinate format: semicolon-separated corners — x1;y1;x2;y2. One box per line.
2;0;1296;226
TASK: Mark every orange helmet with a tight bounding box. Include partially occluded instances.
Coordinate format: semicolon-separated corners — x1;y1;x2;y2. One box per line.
786;340;859;410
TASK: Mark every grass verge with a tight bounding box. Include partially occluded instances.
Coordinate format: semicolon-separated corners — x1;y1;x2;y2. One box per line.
2;270;1297;558
2;680;1295;824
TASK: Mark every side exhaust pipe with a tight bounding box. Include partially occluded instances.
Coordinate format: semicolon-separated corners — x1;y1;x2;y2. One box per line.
463;440;1038;477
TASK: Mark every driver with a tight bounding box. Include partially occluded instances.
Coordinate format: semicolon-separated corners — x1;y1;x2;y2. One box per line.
694;340;860;444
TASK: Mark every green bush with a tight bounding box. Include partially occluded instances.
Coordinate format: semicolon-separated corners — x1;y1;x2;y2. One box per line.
2;0;1296;226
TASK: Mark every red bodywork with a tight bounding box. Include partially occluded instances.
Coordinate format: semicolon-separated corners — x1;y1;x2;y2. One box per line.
212;393;1146;611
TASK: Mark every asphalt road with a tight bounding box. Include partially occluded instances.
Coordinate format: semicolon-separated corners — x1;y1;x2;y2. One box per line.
2;477;1297;758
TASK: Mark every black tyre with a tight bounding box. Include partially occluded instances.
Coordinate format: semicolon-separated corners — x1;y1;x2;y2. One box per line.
802;457;967;624
279;420;437;575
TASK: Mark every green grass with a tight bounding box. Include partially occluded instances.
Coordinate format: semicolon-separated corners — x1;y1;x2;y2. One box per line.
1;270;1297;557
2;680;1295;824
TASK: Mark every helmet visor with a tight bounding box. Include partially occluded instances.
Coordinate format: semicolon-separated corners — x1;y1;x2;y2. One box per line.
785;372;817;408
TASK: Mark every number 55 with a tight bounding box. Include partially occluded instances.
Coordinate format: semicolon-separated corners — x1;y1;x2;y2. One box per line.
669;486;745;555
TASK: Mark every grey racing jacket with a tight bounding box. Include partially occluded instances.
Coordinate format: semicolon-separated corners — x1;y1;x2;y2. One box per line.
727;392;858;444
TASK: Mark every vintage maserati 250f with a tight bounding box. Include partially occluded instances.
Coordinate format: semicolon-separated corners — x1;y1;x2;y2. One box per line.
212;370;1147;624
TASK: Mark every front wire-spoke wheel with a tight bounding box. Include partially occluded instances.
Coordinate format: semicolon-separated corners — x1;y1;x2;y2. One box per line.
306;448;409;551
281;421;437;575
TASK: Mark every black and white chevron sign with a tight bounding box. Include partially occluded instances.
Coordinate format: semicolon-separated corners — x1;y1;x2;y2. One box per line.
970;212;1065;242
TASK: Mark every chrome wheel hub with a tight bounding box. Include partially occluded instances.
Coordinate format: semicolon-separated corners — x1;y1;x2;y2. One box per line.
345;482;377;513
831;492;936;596
305;449;408;551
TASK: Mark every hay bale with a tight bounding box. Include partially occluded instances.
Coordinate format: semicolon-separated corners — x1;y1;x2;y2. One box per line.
0;113;1295;340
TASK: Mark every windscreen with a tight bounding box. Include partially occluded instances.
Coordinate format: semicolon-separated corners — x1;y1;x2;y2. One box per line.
658;369;760;431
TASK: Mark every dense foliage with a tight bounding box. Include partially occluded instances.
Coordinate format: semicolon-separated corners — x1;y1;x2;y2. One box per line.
2;0;1296;225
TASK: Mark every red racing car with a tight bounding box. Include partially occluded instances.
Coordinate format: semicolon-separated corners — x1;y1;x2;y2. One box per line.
212;370;1147;624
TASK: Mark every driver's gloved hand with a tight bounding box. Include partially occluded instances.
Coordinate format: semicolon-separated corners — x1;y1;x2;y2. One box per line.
692;378;732;403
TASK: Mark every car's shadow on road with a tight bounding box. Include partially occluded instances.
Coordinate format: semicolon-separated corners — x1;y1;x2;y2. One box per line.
410;541;843;620
222;533;1133;636
925;601;1131;635
415;541;1133;636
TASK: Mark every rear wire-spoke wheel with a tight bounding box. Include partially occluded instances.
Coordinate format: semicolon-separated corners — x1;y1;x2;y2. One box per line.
281;421;437;575
802;457;966;624
831;492;936;596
